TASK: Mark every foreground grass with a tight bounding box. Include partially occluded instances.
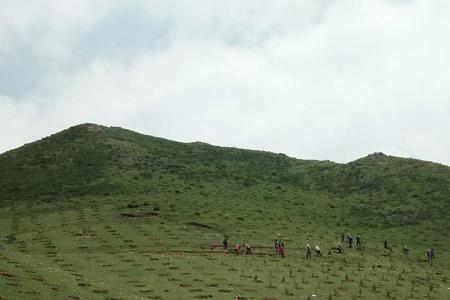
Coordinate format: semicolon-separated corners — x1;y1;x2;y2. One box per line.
1;194;449;300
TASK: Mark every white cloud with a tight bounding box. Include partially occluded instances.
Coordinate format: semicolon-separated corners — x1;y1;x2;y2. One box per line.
1;0;449;166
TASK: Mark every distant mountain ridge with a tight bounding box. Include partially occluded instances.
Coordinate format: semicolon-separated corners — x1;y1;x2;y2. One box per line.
1;123;449;232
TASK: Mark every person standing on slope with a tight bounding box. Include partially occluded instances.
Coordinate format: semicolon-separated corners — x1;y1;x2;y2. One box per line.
348;234;353;248
244;243;252;255
223;237;228;250
279;243;286;258
234;244;241;255
426;248;432;261
210;241;217;251
315;245;321;257
337;241;344;254
306;245;312;259
384;239;391;250
402;244;409;255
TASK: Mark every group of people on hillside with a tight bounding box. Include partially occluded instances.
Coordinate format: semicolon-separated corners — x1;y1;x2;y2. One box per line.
213;235;436;262
340;233;363;249
386;239;435;261
305;244;321;258
219;237;252;255
332;233;362;254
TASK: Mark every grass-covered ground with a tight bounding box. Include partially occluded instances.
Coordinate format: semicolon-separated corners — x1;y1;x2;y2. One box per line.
0;124;449;299
1;192;449;299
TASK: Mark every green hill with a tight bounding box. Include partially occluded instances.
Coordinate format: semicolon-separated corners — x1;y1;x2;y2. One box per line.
1;123;449;231
0;123;449;299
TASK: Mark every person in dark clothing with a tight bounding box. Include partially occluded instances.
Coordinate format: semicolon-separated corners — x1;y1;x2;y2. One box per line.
223;237;228;250
426;249;432;261
356;236;362;248
306;245;312;259
315;245;321;257
403;244;409;255
274;239;279;251
348;235;353;248
337;242;344;254
384;239;390;250
431;248;435;260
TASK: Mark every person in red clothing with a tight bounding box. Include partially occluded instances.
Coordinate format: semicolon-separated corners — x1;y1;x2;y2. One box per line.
234;244;241;255
278;244;285;258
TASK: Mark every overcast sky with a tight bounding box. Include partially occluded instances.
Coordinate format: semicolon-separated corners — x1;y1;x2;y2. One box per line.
1;0;449;165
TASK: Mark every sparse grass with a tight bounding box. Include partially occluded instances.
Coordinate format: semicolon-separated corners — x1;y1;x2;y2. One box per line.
0;124;449;299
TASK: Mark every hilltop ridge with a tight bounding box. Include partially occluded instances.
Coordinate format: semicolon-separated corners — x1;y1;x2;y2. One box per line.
0;123;449;232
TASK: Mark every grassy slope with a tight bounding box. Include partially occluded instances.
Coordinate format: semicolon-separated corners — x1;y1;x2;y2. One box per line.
0;123;449;299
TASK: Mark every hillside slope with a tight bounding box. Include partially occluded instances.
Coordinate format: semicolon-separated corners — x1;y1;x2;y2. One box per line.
1;123;450;299
0;123;449;232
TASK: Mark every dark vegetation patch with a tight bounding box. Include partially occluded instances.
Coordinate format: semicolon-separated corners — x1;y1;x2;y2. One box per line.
186;222;216;229
120;212;159;218
0;272;15;278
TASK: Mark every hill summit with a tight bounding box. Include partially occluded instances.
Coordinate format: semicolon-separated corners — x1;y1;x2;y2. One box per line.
0;123;449;232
